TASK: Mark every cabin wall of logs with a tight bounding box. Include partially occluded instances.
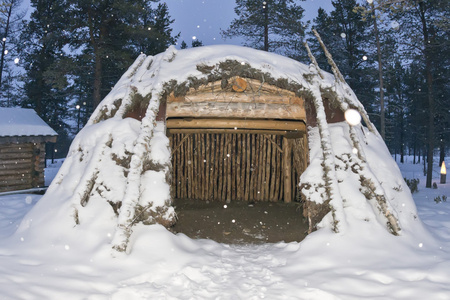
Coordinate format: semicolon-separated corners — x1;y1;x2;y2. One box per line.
164;75;309;203
0;136;56;192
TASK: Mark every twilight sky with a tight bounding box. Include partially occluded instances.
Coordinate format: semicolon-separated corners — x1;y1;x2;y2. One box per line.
167;0;333;47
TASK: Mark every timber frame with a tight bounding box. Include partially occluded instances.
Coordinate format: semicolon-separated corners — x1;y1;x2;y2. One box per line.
164;76;309;203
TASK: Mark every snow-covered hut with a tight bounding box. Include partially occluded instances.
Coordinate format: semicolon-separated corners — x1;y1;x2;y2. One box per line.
0;108;57;192
46;45;417;252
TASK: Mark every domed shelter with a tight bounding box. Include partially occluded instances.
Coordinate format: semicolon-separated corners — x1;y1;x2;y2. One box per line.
45;44;416;252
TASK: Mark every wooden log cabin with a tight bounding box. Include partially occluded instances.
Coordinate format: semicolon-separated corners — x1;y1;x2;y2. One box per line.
0;108;57;192
162;75;309;203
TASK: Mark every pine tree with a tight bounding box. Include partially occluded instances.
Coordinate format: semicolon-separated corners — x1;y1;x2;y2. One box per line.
355;0;387;140
0;0;25;102
385;0;449;187
308;7;336;72
309;0;376;110
66;0;178;109
222;0;306;58
191;39;203;47
180;40;188;49
132;2;178;55
17;0;72;153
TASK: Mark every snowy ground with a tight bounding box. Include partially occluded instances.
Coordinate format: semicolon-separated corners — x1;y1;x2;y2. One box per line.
0;157;449;299
44;159;65;187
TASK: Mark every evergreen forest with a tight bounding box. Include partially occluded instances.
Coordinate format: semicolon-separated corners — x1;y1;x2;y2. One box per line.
0;0;448;187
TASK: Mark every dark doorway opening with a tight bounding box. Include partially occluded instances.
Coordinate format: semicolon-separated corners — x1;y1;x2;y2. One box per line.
168;130;308;244
170;199;308;244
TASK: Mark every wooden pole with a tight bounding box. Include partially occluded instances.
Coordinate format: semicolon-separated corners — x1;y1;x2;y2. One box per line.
201;134;206;200
277;136;283;202
217;134;224;200
283;137;292;203
169;135;174;199
236;134;242;201
181;134;186;198
246;134;252;201
187;134;192;199
231;134;237;201
205;133;211;200
193;134;198;199
213;134;221;200
257;135;264;201
268;135;275;201
222;134;228;200
226;134;232;202
167;118;306;132
250;134;257;200
264;135;271;200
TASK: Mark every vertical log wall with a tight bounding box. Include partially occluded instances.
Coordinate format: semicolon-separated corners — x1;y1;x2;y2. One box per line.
170;132;307;203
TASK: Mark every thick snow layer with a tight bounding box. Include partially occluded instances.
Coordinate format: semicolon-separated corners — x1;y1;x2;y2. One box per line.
90;44;335;126
40;44;344;251
302;122;418;235
0;107;57;137
0;157;449;299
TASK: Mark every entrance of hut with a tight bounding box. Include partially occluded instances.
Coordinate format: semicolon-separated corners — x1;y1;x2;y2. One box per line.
168;128;309;244
164;74;309;243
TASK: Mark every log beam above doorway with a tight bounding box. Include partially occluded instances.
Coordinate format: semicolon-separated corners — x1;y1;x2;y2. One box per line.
166;118;306;132
167;128;305;139
166;102;306;120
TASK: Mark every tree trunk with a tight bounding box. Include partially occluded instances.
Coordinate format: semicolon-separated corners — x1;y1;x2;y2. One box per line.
419;2;435;188
263;1;269;51
423;150;427;176
93;54;102;109
371;2;385;140
87;8;103;109
0;3;13;89
400;110;404;163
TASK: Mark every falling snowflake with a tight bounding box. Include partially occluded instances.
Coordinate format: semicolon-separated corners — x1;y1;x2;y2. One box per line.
390;20;400;30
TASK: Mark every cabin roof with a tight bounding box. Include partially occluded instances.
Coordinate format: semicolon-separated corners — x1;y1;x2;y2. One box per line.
90;45;351;125
0;108;57;138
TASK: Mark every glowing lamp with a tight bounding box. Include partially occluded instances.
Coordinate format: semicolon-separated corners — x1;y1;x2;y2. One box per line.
345;109;361;126
441;161;446;184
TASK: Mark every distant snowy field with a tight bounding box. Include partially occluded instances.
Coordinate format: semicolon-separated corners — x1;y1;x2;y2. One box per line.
0;157;449;299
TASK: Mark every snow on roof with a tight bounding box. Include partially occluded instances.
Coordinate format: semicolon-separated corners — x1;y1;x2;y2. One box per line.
0;108;57;137
91;44;339;123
